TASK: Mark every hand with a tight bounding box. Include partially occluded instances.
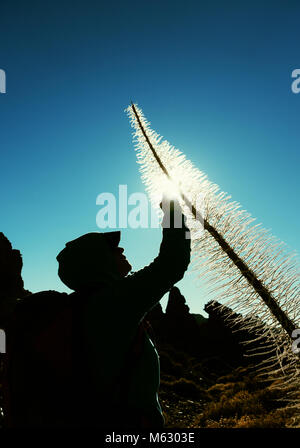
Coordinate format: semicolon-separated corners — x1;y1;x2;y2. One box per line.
160;195;183;229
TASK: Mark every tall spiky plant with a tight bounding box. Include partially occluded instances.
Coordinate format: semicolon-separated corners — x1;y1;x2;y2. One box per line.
126;103;300;408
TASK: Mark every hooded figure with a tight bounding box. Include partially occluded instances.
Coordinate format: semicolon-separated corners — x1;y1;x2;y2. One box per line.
5;199;190;428
56;231;122;292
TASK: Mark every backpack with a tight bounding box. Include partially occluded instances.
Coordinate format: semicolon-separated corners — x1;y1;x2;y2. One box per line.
2;290;149;428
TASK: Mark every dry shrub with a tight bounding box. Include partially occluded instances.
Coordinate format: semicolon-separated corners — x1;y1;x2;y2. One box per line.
193;373;292;428
202;410;292;429
235;409;295;428
159;343;196;366
160;377;205;400
159;351;185;377
207;382;242;401
199;390;264;423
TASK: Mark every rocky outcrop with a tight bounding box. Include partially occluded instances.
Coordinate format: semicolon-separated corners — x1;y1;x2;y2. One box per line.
165;286;191;316
0;233;30;326
147;287;204;355
204;300;275;364
147;289;266;371
163;287;201;353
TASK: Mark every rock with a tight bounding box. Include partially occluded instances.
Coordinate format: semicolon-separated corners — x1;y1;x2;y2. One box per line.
154;287;201;354
165;287;190;315
0;233;31;326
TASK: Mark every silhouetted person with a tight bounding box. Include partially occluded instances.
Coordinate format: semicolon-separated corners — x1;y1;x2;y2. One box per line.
5;198;190;428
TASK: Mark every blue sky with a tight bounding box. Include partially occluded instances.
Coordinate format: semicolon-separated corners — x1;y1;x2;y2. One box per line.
0;1;299;316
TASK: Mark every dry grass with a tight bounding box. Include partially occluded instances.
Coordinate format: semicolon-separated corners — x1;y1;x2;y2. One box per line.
160;377;206;400
158;344;299;429
191;367;297;428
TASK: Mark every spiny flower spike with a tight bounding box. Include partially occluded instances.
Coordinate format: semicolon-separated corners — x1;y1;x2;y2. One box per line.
126;102;300;409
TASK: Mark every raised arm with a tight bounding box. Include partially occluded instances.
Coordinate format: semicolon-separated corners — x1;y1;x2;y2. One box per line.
118;198;191;320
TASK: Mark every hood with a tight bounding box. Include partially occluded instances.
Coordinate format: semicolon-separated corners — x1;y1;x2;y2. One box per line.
56;231;121;291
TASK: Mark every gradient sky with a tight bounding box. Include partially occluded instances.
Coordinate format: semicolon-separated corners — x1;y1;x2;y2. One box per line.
0;0;299;316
